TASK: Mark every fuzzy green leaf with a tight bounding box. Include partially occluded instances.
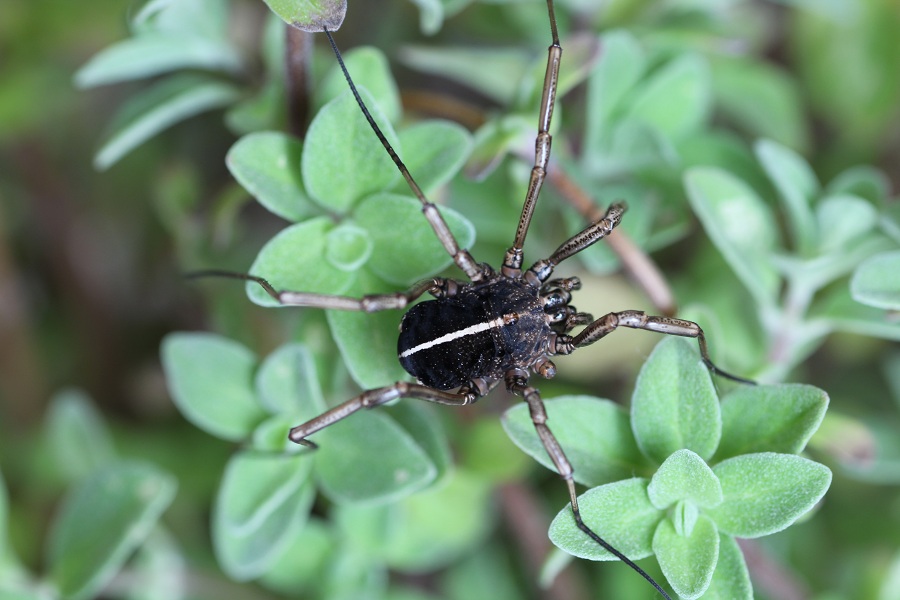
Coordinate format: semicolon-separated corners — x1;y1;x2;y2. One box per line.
701;534;753;600
685;167;781;306
46;462;176;600
624;54;710;140
851;250;900;310
74;34;242;88
302;89;399;213
826;165;890;205
708;453;832;538
162;332;267;441
317;47;400;122
254;343;327;420
336;470;491;572
755;139;818;255
584;30;647;158
314;405;441;504
549;478;661;561
226;131;314;222
394;120;472;196
325;223;373;272
502;396;647;487
353;193;475;286
716;384;828;461
262;0;346;31
214;451;315;580
631;338;721;464
43;389;116;483
94;74;240;170
815;194;878;254
246;217;357;306
648;449;722;510
258;519;336;595
652;515;719;600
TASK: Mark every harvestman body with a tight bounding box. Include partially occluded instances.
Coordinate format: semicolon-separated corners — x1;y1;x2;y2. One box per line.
197;2;752;598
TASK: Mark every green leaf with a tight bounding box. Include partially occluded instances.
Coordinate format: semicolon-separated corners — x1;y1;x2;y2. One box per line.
74;34;242;88
314;406;440;504
255;343;327;420
214;451;315;580
815;194;878;254
336;470;491;571
258;518;336;595
247;217;357;306
826;165;890;206
317;47;401;123
94;74;240;170
716;384;829;461
161;332;267;441
815;284;900;341
262;0;346;31
712;59;806;151
326;270;410;388
754;139;818;255
647;449;722;510
502;395;647;487
549;478;662;561
708;453;832;538
302;89;400;213
43;388;116;483
585;30;647;152
394;121;472;196
684;167;780;307
226;131;315;222
652;515;719;600
623;54;710;140
46;462;176;600
701;534;753;600
851;250;900;310
398;45;529;105
631;338;722;464
353;193;475;286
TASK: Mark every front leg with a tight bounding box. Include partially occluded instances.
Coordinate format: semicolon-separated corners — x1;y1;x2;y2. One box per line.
190;270;460;311
552;310;754;384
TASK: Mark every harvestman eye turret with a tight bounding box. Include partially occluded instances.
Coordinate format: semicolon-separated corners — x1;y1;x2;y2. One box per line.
193;2;754;598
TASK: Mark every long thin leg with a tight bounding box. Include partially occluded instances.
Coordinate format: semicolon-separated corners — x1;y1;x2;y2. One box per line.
502;0;563;276
289;381;478;447
553;310;755;384
189;270;453;311
525;202;626;286
505;371;673;600
321;27;484;283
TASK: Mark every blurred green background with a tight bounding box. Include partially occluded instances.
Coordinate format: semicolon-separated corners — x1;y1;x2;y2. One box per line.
2;0;900;599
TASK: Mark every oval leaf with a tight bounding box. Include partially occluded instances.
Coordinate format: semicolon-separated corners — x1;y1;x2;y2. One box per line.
549;478;661;561
314;409;439;504
316;47;401;122
354;193;475;286
815;194;878;254
246;217;356;306
302;89;399;213
162;332;267;441
43;389;116;484
226;131;314;222
701;534;753;600
652;515;719;600
94;74;240;170
624;54;710;140
716;384;828;461
851;250;900;310
394;120;473;196
648;449;722;510
502;395;647;487
631;338;721;464
254;343;327;419
46;462;176;600
708;453;832;538
214;451;315;580
263;0;346;31
684;167;780;307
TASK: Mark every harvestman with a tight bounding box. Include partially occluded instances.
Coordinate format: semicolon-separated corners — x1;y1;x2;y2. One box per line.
197;2;753;598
